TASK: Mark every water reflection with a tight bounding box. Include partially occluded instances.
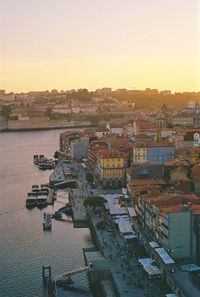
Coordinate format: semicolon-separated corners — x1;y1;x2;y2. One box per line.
0;130;93;297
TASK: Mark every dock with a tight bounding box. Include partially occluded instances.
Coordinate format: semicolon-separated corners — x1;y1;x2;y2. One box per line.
43;213;52;230
47;189;56;205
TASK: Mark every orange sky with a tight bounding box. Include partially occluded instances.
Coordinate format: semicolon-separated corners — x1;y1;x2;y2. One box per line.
0;0;199;92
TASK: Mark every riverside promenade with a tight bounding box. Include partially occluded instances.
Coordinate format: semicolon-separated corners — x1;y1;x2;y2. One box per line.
50;161;200;297
50;162;163;297
88;209;162;297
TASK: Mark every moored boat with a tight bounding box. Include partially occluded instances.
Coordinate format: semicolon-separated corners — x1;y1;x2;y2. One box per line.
38;159;54;170
37;190;48;208
32;186;40;196
32;184;40;192
39;155;45;162
41;184;49;191
26;192;37;208
43;212;52;230
33;155;39;165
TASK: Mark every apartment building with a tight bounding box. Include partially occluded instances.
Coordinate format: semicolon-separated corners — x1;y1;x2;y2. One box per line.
95;149;128;188
137;194;200;262
133;142;175;164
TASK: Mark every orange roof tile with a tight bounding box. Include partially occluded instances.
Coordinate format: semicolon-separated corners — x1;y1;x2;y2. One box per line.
164;159;190;167
144;194;199;206
131;179;166;186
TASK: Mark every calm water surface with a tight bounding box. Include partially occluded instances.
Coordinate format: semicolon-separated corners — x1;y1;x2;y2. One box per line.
0;130;93;297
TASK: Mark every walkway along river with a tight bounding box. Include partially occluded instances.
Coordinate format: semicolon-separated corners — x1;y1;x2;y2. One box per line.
0;130;93;297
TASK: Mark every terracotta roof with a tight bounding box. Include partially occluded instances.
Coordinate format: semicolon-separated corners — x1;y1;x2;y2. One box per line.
147;142;174;148
95;127;109;132
97;149;128;158
110;123;124;128
132;162;162;167
136;121;155;129
160;202;200;214
60;131;81;137
131;179;166;187
192;164;200;181
176;148;200;156
135;141;174;148
191;205;200;215
164;159;190;167
136;134;153;139
160;128;172;131
159;205;187;213
174;127;200;133
173;113;194;118
144;194;199;207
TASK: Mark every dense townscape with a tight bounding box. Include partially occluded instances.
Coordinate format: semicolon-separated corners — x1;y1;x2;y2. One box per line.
40;91;200;297
3;88;200;297
1;88;200;131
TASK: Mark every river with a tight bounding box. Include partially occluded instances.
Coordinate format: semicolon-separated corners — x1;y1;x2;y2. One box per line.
0;130;93;297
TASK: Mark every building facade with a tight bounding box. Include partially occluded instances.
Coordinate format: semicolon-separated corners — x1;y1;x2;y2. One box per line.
95;150;128;188
137;194;200;262
133;143;175;164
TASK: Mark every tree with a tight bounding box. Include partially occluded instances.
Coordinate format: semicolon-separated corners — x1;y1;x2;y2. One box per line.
84;196;107;208
0;105;12;118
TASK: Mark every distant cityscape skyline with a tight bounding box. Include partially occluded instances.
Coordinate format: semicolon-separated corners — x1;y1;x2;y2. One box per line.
0;0;199;93
0;87;200;95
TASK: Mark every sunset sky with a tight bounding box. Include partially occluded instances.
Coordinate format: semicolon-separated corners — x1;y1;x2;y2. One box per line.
0;0;199;93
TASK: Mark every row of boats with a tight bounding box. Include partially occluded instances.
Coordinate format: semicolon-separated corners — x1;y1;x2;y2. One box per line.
26;184;52;209
33;155;57;170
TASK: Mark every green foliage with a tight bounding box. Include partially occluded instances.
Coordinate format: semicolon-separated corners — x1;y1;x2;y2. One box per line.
0;105;12;119
8;115;18;120
84;196;107;208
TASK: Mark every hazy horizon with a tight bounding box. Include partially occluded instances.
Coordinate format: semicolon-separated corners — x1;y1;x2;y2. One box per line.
1;0;200;93
1;86;200;95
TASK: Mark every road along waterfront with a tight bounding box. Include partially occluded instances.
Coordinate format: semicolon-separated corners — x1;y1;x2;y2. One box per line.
0;130;93;297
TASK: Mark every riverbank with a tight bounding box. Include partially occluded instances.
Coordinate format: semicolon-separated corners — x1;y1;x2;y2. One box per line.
0;122;97;132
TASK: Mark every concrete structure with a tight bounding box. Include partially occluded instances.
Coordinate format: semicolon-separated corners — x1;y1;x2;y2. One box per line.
70;137;89;160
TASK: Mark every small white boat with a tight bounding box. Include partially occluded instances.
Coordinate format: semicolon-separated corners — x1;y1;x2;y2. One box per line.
43;213;52;230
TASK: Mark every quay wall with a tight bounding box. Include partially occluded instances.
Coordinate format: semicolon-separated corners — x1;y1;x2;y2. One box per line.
0;122;97;132
85;214;121;297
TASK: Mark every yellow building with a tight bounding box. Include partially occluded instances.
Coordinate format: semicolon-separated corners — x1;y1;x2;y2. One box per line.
133;145;147;163
96;149;128;188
